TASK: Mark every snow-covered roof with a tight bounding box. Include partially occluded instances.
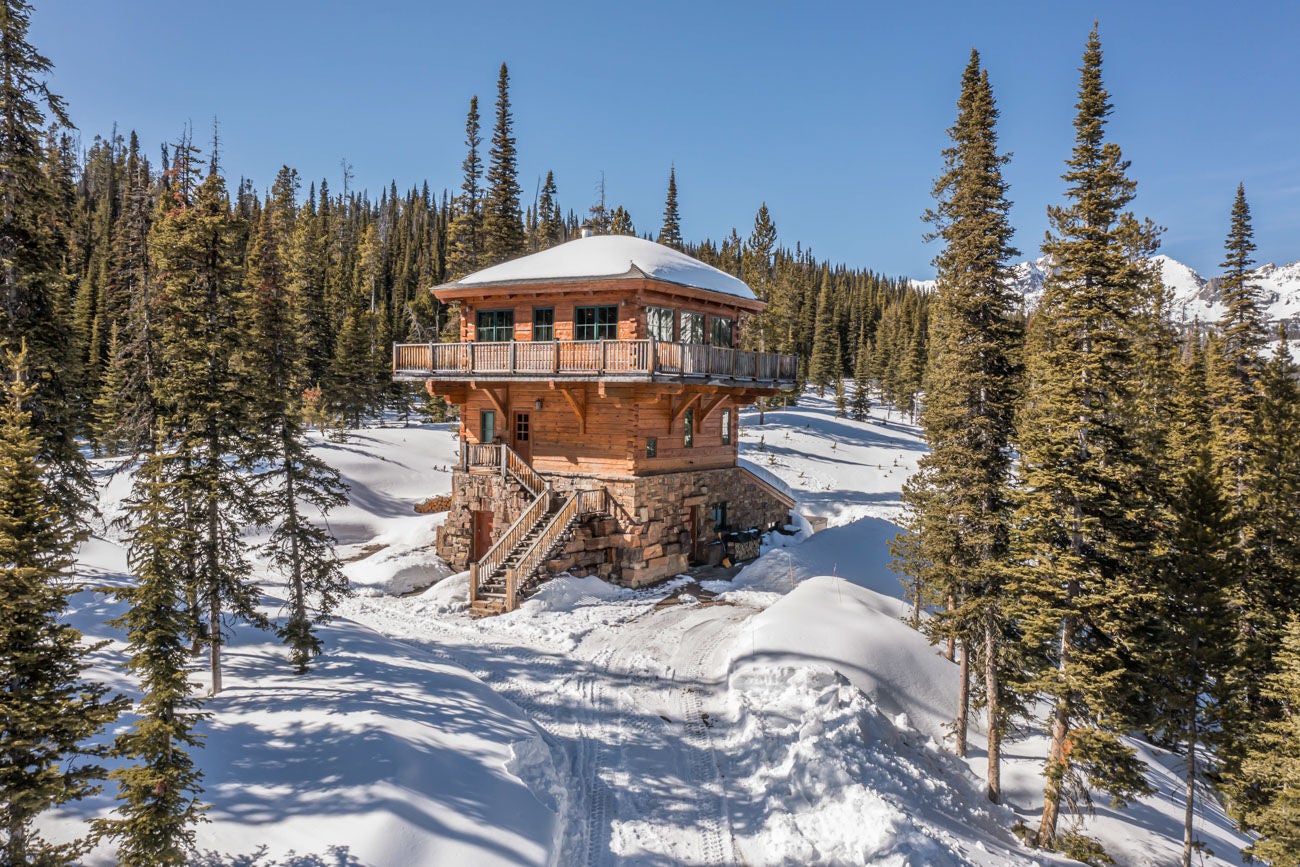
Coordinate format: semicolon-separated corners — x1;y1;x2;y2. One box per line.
444;234;758;302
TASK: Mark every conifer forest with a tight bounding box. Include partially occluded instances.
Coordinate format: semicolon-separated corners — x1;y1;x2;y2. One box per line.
1;1;1297;865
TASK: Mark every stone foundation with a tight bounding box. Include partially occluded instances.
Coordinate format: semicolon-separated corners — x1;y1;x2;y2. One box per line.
437;466;792;588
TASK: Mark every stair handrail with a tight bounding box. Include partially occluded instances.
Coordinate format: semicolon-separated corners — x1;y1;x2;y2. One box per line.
471;486;552;600
500;444;545;497
505;487;610;608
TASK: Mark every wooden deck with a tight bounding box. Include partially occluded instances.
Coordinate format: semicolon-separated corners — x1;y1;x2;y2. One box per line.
392;339;798;388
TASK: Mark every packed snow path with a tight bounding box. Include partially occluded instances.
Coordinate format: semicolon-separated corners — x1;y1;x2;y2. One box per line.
343;587;751;865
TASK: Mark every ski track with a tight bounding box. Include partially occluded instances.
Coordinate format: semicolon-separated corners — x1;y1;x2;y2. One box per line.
342;594;751;867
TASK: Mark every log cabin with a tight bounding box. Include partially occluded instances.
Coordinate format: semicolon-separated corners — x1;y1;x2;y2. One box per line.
393;232;798;614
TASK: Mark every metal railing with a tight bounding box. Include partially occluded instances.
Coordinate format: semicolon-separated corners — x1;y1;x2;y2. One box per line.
394;339;798;383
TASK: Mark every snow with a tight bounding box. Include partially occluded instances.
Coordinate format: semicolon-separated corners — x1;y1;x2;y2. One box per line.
45;389;1254;866
449;234;758;301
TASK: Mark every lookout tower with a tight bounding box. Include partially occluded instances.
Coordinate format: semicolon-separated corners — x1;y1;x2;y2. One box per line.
393;234;798;613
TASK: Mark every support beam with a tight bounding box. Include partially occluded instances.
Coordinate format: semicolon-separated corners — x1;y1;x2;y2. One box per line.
668;392;700;431
698;393;727;424
471;382;509;418
557;386;587;435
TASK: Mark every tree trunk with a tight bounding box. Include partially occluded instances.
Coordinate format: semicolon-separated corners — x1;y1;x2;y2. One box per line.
984;614;1002;803
1036;699;1069;848
1182;633;1200;867
208;592;222;696
945;593;956;662
955;639;969;757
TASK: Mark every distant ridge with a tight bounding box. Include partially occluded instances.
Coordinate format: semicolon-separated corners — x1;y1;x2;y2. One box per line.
910;255;1300;329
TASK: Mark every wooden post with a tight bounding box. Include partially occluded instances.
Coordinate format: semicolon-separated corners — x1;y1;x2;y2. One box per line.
469;341;476;374
509;340;516;373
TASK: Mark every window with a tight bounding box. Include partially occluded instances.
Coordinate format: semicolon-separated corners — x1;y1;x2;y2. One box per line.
480;410;496;443
683;408;694;448
574;305;618;341
711;501;728;531
710;316;734;347
721;408;732;445
647;306;675;342
680;311;705;344
514;413;529;442
646;437;657;458
532;307;554;341
476;309;514;342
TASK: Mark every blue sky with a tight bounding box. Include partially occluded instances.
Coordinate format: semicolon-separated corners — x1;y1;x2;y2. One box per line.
32;1;1300;279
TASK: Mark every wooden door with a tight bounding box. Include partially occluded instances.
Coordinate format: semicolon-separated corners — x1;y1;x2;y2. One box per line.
472;511;494;561
513;412;532;463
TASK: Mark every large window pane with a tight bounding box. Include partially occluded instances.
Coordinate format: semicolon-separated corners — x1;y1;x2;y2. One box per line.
647;306;675;342
680;311;705;344
532;307;554;341
575;305;618;341
476;309;514;342
710;316;733;347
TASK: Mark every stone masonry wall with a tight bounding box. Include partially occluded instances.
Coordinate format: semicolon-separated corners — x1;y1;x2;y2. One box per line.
438;465;791;588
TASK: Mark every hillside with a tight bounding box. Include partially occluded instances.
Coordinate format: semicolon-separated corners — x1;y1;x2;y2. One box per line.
44;394;1253;865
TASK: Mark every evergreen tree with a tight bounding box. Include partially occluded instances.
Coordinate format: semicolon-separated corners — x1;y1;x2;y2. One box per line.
893;49;1020;800
608;204;634;236
532;170;561;250
110;131;157;451
850;343;871;421
808;267;839;394
446;96;483;278
1147;340;1236;867
1009;26;1159;850
94;447;207;866
482;63;524;266
92;323;130;455
657;165;682;250
0;347;123;865
1233;615;1300;864
1219;327;1300;824
0;0;91;519
149;164;264;695
242;168;351;673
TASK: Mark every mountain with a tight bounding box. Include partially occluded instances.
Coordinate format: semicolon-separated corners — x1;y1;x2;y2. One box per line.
912;255;1300;329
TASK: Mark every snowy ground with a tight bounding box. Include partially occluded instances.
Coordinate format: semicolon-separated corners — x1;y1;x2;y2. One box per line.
47;391;1251;865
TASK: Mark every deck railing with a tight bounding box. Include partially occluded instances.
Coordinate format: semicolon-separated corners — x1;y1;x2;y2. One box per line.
470;485;552;602
394;339;797;384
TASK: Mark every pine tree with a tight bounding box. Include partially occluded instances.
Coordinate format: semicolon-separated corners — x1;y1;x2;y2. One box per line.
608;205;634;236
149;164;264;695
1209;183;1265;519
482;63;524;266
446;96;483;278
1010;26;1159;850
0;0;91;520
242;168;351;673
850;343;871;420
807;267;839;394
893;49;1020;800
1146;339;1236;867
1218;326;1300;823
94;447;207;866
0;347;123;865
533;170;561;250
1233;615;1300;864
657;166;682;250
92;323;130;455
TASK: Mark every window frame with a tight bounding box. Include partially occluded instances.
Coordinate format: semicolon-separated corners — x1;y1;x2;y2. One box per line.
645;437;657;458
574;304;619;341
532;306;555;342
721;408;732;445
480;409;496;443
475;309;515;343
683;407;694;448
647;305;675;342
710;316;734;348
680;311;705;344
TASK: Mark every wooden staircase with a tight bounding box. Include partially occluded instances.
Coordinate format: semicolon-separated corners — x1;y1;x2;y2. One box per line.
468;446;609;615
